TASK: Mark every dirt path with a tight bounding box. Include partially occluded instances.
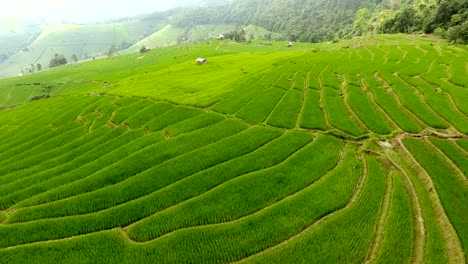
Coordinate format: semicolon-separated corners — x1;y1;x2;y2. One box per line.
424;139;468;186
120;123;131;132
394;73;455;132
339;74;369;133
231;69;285;117
416;76;467;120
162;129;171;139
374;73;427;129
360;76;400;132
263;68;302;125
317;73;332;130
106;121;118;129
395;46;408;64
295;71;310;129
364;166;393;263
363;47;376;62
386;150;426;264
396;137;465;264
75;116;86;125
88;118;97;133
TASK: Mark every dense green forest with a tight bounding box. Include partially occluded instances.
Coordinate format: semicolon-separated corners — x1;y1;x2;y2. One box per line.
148;0;468;43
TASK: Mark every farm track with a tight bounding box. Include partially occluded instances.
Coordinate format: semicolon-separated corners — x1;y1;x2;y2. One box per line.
228;65;286;117
425;139;467;185
360;76;400;132
455;142;468;156
317;74;332;130
377;46;390;65
394;73;454;131
426;58;437;74
416;76;468;119
364;47;376;62
396;46;408;64
385;151;425;264
295;70;309;129
374;74;428;128
364;165;393;264
263;89;287;125
263;65;304;125
395;137;465;264
339;75;370;133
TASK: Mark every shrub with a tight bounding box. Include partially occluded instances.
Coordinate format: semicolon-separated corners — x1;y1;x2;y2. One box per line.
49;54;67;68
140;46;150;53
434;27;446;38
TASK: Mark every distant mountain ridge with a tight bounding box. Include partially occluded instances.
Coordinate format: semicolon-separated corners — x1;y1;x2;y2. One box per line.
0;0;466;78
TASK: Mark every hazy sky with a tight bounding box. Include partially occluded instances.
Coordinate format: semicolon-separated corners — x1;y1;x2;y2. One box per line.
0;0;194;22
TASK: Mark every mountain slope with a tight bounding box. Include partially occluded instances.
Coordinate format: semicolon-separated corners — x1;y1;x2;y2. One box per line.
126;25;184;52
0;21;159;78
3;0;464;78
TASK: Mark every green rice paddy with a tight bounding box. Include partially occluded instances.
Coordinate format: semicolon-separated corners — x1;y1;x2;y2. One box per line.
0;34;466;263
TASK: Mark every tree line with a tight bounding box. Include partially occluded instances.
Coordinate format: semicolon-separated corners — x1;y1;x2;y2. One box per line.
145;0;468;43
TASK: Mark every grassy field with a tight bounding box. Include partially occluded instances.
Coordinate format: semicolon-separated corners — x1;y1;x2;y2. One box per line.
0;21;160;78
0;34;466;263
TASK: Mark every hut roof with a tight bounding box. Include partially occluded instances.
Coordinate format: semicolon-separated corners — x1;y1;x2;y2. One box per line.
196;58;207;64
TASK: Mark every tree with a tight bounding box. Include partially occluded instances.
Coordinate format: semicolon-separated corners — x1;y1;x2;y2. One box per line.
432;0;457;28
49;54;67;68
140;46;150;53
393;7;415;33
447;25;461;43
353;8;371;36
36;63;42;71
450;14;462;26
225;28;247;42
434;27;447;38
459;22;468;43
107;45;117;57
71;54;78;63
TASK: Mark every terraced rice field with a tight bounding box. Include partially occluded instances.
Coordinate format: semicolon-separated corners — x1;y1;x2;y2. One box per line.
0;35;466;263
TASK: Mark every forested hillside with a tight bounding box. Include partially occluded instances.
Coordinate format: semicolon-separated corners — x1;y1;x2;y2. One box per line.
159;0;468;42
1;0;466;78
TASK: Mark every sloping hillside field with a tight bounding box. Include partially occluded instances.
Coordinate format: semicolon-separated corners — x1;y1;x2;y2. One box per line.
0;35;466;263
